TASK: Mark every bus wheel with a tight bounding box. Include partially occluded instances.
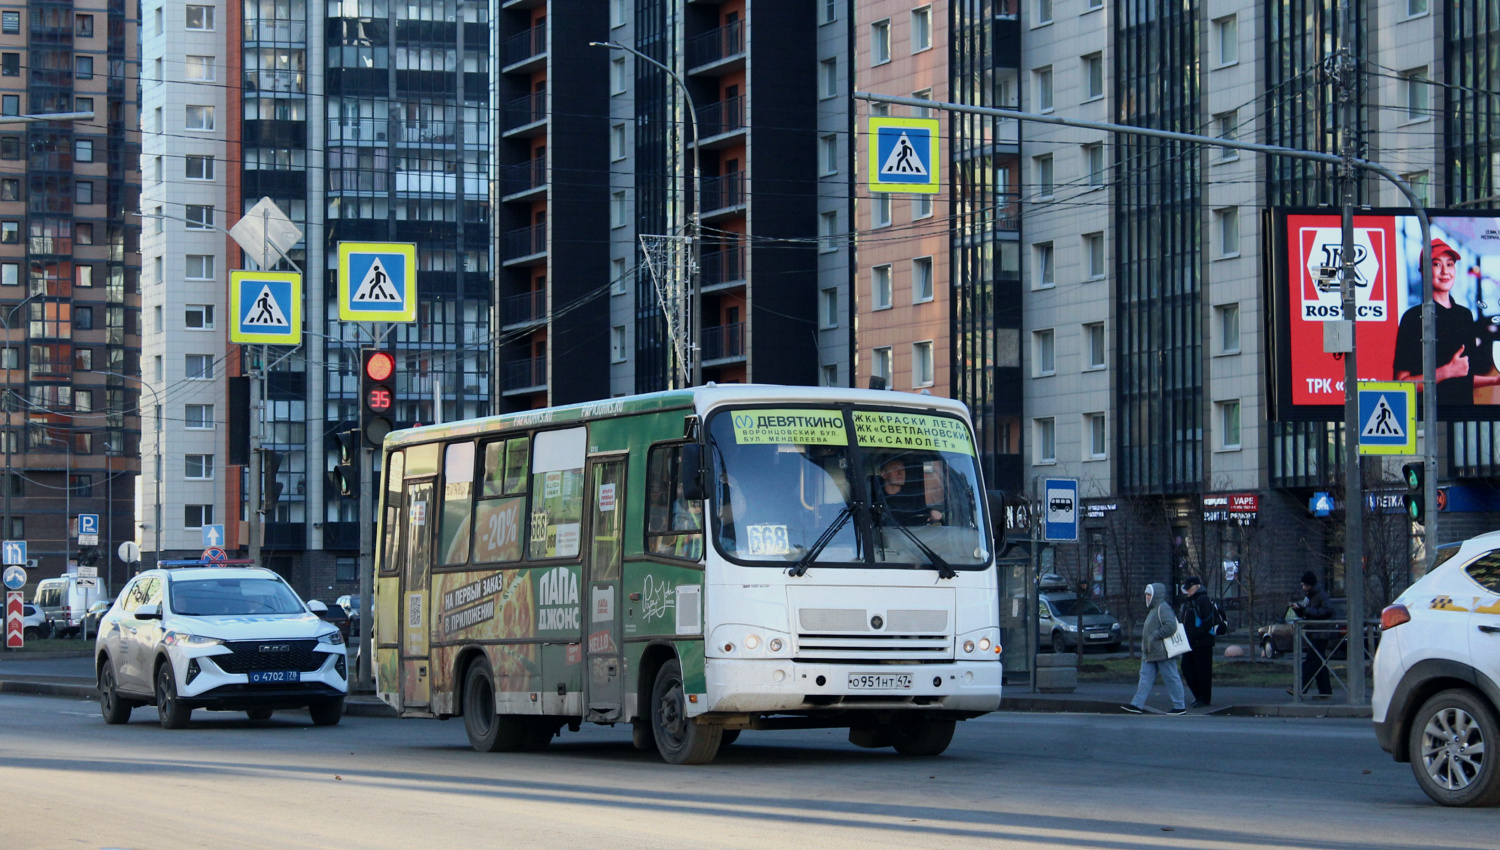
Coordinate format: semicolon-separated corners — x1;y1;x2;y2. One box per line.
463;662;525;753
651;659;721;765
890;717;956;757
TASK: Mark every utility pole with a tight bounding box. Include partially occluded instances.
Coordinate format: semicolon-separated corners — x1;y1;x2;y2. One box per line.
1335;0;1367;707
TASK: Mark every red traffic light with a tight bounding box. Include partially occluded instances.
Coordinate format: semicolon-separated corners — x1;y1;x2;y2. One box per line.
365;351;395;382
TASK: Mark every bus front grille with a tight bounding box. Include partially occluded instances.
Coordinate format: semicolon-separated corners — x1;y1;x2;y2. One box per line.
793;634;953;661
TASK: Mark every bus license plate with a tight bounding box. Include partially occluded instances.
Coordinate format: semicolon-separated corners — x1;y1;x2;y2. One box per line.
848;673;912;690
249;671;301;684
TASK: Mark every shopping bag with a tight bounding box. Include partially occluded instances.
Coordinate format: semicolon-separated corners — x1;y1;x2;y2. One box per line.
1164;622;1192;658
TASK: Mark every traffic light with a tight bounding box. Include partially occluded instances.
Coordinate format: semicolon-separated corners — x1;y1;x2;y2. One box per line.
327;430;361;498
261;449;285;515
360;348;396;449
1402;462;1425;523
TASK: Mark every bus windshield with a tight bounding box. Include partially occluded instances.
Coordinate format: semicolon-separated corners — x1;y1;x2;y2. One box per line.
707;406;990;570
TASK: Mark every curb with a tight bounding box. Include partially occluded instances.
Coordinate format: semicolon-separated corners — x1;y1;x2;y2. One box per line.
1000;695;1371;718
0;678;398;718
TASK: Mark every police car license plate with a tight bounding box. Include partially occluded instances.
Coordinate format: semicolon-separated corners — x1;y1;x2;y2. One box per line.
848;673;912;690
248;670;301;684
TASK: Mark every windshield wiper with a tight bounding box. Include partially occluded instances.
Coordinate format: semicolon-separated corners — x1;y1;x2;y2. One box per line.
870;476;956;579
788;501;860;578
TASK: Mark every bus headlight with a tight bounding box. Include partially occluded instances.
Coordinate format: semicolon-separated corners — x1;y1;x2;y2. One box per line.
963;640;976;653
768;638;783;652
978;637;992;652
744;634;760;650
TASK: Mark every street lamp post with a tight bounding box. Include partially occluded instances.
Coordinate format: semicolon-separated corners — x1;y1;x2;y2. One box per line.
98;371;161;568
591;41;702;387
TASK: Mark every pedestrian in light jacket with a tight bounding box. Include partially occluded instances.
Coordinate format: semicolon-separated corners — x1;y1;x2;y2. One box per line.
1122;582;1186;715
1177;576;1216;707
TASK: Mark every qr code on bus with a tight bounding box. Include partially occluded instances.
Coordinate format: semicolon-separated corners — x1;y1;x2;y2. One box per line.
407;593;423;629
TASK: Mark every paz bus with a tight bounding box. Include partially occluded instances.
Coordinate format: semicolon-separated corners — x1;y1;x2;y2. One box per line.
372;385;1003;764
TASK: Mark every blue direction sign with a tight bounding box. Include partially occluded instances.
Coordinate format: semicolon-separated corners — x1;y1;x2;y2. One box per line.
231;270;303;344
869;116;940;194
201;524;225;548
2;565;25;590
1043;478;1079;542
1357;381;1417;456
339;242;417;322
1;540;24;566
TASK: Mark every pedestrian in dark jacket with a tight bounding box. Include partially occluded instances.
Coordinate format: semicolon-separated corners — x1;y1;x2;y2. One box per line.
1177;576;1215;707
1121;582;1186;715
1292;570;1335;697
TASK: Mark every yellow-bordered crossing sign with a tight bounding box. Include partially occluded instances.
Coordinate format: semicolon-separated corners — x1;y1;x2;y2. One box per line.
869;116;940;194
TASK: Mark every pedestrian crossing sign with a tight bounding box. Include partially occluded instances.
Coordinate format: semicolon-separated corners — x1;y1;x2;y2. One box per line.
339;242;417;322
230;270;302;344
869;116;940;194
1357;381;1417;455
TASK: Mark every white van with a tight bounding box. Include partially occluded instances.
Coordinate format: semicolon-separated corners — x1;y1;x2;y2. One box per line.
34;575;109;637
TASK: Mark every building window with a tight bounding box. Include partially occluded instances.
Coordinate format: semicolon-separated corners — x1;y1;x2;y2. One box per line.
0;222;17;244
1403;171;1431;206
0;178;14;201
610;57;627;94
185;404;214;429
911;88;933;118
820;134;838;175
1036;154;1054;198
0;54;18;76
1407;0;1429;17
1086;413;1107;459
186;205;214;230
1218;400;1242;450
185;355;214;380
1218;303;1241;354
1215;111;1238;161
872;264;893;310
912;7;932;52
821;58;838;99
610;191;626;228
185;55;215;82
822;0;838;25
1035;418;1056;464
1;12;17;34
1083;53;1103;100
1035;242;1054;288
154;355;163;382
1213;15;1238;67
912;194;933;219
874;195;891;228
1085;143;1105;188
0;95;15;116
1087;0;1103;9
153;156;163;184
1085;322;1106;369
1035;67;1053;111
609;0;625;27
822;364;838;386
185;305;215;329
184;505;214;529
819;210;838;252
185;454;214;480
1402;68;1430;122
186;5;214;30
185;105;215;130
871;20;891;66
1215;207;1240;257
74;306;93;330
610;123;626;161
75;139;94;162
821;288;838;328
1033;329;1055;376
872;346;893;383
185;155;214;179
1;263;16;285
74;389;92;413
185;255;214;280
75;182;94;204
1037;0;1054;25
913;257;934;303
912;341;934;387
75;55;94;79
70;475;92;498
76;225;93;246
610;258;627;295
1084;232;1105;280
153;107;162;133
610;326;626;363
75;13;92;37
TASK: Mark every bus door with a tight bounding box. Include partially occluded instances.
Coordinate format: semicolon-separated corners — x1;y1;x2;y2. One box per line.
584;456;626;721
399;477;436;710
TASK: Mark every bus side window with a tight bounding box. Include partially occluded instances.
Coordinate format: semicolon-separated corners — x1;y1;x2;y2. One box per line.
379;450;405;575
645;444;703;560
473;438;527;565
439;441;475;566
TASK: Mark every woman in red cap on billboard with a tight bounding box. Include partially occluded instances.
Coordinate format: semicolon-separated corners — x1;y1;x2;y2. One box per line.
1393;237;1498;405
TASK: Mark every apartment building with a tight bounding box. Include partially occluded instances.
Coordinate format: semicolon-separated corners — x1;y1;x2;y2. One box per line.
0;0;141;588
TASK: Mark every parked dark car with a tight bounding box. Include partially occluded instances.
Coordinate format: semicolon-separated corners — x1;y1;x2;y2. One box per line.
82;599;115;637
315;600;351;640
1259;598;1371;658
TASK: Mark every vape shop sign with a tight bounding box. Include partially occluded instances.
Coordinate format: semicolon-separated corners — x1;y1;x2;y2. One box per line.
1203;494;1259;525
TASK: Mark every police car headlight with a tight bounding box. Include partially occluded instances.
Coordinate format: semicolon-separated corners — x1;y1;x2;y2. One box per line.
317;630;345;645
164;631;222;648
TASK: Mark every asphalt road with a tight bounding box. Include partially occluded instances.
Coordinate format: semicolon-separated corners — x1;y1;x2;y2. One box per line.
1;692;1495;849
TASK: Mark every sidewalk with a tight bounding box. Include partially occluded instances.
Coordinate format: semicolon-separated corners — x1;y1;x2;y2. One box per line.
1;650;1369;719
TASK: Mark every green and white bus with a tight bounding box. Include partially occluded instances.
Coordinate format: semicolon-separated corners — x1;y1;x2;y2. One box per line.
373;385;1003;763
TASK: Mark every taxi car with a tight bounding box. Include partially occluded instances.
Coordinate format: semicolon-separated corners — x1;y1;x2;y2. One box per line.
1373;532;1500;806
94;564;347;729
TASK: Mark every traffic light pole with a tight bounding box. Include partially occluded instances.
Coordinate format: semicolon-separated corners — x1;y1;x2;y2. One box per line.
357;441;373;691
248;346;263;566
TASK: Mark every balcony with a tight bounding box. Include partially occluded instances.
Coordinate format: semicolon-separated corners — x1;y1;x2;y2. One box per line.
699;173;745;218
502;23;546;72
701;323;745;364
502;355;547;394
501;156;546;200
695;95;745;146
700;243;746;291
502;224;547;264
397;120;457;145
687;20;744;73
503;289;546;328
504;91;546;136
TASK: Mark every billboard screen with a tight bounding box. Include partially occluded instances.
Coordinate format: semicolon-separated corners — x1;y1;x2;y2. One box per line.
1273;209;1500;420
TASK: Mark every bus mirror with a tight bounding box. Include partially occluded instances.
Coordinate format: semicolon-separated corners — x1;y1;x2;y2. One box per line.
987;490;1008;547
680;443;707;501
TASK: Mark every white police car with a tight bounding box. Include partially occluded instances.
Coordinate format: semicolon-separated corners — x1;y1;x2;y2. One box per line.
94;564;347;729
1373;531;1500;806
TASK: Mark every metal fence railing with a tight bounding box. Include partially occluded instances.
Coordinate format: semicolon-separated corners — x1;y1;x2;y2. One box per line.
1291;619;1380;703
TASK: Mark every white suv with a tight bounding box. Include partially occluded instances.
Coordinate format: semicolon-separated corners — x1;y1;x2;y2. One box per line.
1373;531;1500;807
94;566;348;729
